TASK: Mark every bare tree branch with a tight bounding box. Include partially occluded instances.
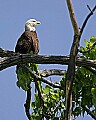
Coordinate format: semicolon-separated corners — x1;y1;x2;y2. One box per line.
65;0;80;119
22;65;45;119
39;69;66;77
1;52;96;71
21;65;62;118
80;5;96;37
0;54;69;71
21;65;62;89
24;84;31;120
66;0;79;34
0;48;18;57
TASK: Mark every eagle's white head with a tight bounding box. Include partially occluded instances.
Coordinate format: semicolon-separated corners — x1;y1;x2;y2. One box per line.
25;19;41;31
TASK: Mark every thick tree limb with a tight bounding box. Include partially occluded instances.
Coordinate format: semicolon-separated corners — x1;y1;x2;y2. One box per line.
65;0;80;119
0;48;18;57
1;52;96;71
0;54;69;71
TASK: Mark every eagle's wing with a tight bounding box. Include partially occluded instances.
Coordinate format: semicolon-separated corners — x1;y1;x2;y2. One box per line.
32;36;39;54
15;31;39;54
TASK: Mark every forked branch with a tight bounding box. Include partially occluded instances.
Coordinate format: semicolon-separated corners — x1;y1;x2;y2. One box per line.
65;1;96;120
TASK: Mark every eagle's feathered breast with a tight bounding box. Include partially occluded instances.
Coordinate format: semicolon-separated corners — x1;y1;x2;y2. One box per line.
15;31;39;54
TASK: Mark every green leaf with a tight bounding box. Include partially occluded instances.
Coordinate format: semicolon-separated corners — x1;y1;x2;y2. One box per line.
92;98;96;108
31;102;36;109
84;40;89;47
90;36;96;43
43;85;51;93
91;88;96;99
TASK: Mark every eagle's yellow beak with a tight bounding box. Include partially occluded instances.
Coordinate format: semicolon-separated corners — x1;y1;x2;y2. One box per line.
36;21;41;24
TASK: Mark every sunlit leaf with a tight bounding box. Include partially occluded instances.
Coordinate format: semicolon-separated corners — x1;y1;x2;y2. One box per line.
90;36;96;43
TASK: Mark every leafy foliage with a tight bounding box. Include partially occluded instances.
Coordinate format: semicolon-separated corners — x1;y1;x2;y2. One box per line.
16;36;96;119
16;63;38;91
74;36;96;117
31;85;65;119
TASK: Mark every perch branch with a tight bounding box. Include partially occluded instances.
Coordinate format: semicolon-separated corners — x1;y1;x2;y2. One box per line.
0;48;18;57
0;54;69;71
1;52;96;71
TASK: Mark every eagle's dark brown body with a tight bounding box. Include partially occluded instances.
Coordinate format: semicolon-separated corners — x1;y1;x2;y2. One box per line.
15;31;39;54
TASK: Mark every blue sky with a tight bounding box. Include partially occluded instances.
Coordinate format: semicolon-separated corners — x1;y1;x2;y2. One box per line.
0;0;96;120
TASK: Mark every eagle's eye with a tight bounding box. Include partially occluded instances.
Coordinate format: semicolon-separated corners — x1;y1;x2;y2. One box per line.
32;20;36;22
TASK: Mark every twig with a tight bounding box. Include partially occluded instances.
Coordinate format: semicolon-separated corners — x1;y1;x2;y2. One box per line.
80;5;96;37
87;5;93;13
81;104;96;120
39;69;66;77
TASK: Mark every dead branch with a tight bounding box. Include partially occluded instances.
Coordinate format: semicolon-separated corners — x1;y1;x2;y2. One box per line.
1;52;96;71
66;0;79;34
22;65;45;119
24;84;31;120
0;48;18;57
21;65;62;89
80;5;96;37
39;69;66;77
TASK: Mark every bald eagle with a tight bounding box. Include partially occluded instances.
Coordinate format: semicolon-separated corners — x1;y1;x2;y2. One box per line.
15;19;40;90
15;19;40;54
